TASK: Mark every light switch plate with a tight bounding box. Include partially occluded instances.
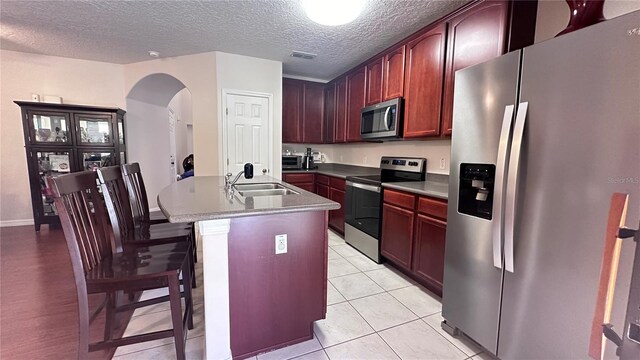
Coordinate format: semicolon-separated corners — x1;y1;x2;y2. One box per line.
275;234;287;254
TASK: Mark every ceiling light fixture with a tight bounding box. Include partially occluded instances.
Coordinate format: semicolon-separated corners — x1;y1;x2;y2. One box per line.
302;0;366;26
148;50;160;58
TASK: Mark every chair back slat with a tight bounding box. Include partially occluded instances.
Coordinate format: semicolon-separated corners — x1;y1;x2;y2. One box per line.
121;163;151;227
48;171;113;274
97;166;136;250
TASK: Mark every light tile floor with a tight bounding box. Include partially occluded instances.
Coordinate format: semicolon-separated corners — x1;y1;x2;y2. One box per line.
113;230;486;359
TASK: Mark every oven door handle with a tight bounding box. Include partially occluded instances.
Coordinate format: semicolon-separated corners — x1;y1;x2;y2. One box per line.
346;181;381;193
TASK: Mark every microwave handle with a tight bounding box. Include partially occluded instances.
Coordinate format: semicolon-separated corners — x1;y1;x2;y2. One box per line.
383;107;392;131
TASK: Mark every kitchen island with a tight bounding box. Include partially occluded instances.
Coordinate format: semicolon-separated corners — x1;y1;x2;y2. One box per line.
157;175;339;359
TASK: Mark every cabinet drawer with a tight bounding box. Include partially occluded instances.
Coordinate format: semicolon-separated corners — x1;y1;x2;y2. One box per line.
417;197;447;220
316;174;330;185
283;173;315;184
384;189;416;210
329;177;346;191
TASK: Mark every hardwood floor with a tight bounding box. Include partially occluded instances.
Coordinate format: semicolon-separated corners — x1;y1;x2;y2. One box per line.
0;225;132;359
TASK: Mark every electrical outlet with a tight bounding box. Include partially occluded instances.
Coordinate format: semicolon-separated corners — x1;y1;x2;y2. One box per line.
440;158;446;170
275;234;287;254
363;156;368;164
340;155;344;162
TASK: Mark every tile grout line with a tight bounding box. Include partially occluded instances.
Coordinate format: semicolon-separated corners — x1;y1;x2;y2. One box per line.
326;236;462;359
420;317;482;358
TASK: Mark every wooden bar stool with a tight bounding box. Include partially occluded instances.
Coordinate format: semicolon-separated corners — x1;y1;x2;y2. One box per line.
121;163;198;262
97;166;196;288
48;171;193;360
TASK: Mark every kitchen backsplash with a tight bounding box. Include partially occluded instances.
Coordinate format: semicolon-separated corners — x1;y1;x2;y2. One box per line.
284;139;451;175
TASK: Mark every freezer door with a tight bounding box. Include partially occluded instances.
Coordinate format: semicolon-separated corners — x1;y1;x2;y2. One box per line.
442;50;521;354
498;12;640;359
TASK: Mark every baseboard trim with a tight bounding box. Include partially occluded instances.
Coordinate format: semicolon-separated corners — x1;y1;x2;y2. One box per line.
0;219;35;227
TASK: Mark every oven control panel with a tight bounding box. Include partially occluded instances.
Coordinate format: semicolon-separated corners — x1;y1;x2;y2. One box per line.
380;157;426;173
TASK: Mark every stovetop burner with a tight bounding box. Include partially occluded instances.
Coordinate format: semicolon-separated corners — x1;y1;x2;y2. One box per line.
346;157;426;185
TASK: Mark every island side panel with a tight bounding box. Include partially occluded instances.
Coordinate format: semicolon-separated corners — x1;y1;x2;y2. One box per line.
228;210;328;359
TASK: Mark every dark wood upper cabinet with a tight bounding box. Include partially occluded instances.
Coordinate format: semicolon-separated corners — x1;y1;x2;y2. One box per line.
441;0;509;136
324;84;336;144
412;214;447;296
283;79;303;143
334;77;348;143
283;79;325;143
346;67;366;142
302;82;325;143
403;23;447;138
383;45;406;101
381;203;415;271
365;57;384;106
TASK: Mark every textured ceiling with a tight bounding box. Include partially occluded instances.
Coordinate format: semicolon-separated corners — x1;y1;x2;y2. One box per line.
0;0;469;80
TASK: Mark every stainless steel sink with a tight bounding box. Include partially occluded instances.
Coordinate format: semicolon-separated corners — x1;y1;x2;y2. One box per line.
233;183;288;191
233;183;299;197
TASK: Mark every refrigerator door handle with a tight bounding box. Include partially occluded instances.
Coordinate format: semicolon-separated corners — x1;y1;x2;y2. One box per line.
492;104;516;269
504;102;529;273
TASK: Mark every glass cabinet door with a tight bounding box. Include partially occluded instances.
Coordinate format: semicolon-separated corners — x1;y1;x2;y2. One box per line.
75;114;114;145
118;118;125;145
31;149;73;217
80;150;115;171
29;111;71;144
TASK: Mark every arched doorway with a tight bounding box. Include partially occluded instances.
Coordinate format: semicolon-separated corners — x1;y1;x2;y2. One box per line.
126;73;193;209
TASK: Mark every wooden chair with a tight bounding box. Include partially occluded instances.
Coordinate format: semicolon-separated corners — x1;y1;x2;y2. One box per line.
121;162;170;226
97;166;196;287
48;171;193;359
122;162;198;261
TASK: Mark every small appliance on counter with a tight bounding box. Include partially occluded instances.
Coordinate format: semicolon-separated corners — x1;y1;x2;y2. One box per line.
302;148;318;170
282;154;302;170
344;157;426;262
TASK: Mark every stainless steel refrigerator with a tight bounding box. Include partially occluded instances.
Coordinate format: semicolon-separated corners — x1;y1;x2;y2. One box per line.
442;12;640;359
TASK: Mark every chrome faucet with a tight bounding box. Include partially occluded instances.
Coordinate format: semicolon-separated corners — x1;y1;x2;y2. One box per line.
224;163;254;191
224;171;245;190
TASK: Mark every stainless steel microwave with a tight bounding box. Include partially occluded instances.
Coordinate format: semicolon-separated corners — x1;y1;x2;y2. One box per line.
360;98;403;140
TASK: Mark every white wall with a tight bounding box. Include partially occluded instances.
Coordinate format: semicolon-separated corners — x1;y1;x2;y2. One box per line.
284;140;452;175
215;52;283;178
126;98;171;208
169;88;193;173
0;50;125;225
123;52;218;176
535;0;640;43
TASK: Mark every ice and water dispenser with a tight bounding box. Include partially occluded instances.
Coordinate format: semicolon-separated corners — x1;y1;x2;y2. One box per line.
458;164;496;220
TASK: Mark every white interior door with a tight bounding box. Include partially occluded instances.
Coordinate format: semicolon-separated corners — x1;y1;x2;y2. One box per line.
168;107;177;183
225;93;270;176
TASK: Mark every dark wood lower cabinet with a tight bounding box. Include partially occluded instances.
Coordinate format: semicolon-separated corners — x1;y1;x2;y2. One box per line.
328;188;346;235
381;203;415;270
412;214;447;296
316;183;329;198
283;173;315;193
381;189;448;296
295;183;315;193
284;173;345;235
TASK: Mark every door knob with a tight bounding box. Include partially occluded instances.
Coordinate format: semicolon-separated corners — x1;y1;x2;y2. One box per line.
262;169;268;174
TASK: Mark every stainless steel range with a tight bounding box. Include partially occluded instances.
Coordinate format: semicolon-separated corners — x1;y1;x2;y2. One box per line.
345;157;426;262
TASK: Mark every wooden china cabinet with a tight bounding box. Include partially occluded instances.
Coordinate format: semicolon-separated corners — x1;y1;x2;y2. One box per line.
15;101;127;231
